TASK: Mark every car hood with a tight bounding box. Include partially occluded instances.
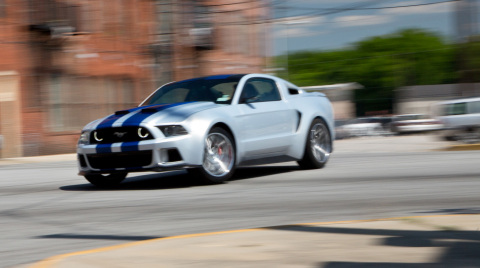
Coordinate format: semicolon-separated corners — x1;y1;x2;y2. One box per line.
84;102;219;130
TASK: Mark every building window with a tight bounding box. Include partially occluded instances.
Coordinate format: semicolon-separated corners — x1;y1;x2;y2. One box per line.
28;0;80;33
46;74;136;132
24;73;43;109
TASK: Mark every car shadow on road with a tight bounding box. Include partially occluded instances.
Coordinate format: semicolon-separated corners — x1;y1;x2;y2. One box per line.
36;233;163;242
230;165;300;182
60;165;300;191
417;208;480;215
263;223;480;267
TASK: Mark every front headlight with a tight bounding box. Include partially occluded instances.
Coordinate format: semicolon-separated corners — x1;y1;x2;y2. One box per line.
78;131;90;145
158;125;188;137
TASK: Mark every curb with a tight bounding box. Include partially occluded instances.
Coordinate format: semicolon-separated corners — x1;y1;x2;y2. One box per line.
441;143;480;151
27;214;479;268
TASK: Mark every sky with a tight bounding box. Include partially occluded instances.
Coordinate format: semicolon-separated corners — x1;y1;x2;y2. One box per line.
271;0;461;55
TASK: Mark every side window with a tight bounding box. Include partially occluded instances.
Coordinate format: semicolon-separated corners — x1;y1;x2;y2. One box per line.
469;101;480;114
447;103;467;115
240;78;281;103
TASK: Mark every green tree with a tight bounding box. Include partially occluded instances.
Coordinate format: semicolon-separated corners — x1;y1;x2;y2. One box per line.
275;28;458;116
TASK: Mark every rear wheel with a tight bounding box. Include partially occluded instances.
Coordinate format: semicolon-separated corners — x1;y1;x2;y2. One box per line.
188;127;236;184
298;118;332;169
84;173;127;188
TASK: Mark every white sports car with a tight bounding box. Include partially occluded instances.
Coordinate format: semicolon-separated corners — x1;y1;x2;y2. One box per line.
77;74;334;187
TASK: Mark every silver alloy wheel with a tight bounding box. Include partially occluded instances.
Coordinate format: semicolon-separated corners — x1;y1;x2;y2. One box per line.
203;132;235;177
310;122;331;163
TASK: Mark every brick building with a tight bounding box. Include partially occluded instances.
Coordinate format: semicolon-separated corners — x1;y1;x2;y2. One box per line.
0;0;269;157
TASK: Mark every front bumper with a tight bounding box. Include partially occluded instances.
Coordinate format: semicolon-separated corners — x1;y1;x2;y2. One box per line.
77;135;201;175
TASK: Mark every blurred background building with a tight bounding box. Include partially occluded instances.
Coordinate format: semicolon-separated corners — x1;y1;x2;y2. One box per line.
395;83;480;116
0;0;269;157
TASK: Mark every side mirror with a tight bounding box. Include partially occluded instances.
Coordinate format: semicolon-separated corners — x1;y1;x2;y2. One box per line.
239;96;249;104
240;96;257;104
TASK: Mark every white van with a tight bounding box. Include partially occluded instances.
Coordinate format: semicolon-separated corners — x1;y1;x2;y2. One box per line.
435;97;480;143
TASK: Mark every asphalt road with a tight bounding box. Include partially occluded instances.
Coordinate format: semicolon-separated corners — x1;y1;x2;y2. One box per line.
1;135;480;268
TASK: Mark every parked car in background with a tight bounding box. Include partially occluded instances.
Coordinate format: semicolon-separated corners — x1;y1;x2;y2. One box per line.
334;120;350;140
435;97;480;143
77;74;334;187
335;117;391;138
390;114;443;134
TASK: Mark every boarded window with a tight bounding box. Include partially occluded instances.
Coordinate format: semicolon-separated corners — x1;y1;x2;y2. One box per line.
46;74;136;132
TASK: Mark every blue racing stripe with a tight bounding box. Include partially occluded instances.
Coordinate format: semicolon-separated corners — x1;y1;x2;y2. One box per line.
121;102;192;127
93;102;192;154
121;141;140;152
179;77;201;83
94;111;133;153
95;114;125;130
94;104;168;153
205;74;232;80
96;143;113;154
96;104;169;129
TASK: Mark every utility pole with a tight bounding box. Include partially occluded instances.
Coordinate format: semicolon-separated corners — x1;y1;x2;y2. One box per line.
455;0;480;96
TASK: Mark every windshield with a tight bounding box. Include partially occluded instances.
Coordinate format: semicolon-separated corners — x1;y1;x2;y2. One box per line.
142;75;245;105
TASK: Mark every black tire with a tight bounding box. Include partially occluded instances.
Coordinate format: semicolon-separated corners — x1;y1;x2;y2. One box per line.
297;118;332;169
188;127;236;184
84;173;127;188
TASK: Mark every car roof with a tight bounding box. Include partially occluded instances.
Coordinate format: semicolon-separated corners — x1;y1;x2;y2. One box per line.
177;74;247;83
437;97;480;105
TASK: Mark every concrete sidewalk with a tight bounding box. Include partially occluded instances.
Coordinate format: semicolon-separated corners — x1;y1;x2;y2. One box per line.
26;214;480;268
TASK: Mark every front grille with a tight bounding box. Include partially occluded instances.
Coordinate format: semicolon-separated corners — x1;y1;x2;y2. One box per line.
89;127;153;144
87;151;153;169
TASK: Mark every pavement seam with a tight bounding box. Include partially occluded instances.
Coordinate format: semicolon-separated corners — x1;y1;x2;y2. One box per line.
27;213;479;268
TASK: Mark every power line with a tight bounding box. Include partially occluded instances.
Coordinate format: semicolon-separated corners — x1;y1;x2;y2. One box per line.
184;0;381;16
226;0;457;25
185;0;263;14
182;0;458;25
205;0;256;7
275;0;385;18
273;0;458;22
276;0;457;12
220;0;384;25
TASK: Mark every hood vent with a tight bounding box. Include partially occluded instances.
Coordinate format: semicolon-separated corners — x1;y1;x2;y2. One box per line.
115;110;130;115
140;108;159;113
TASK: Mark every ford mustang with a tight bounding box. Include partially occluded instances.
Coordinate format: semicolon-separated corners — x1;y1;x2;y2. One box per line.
77;74;334;187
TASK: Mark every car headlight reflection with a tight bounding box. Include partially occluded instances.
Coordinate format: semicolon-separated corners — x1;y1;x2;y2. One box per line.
78;131;90;145
138;127;150;139
93;131;103;142
158;125;188;137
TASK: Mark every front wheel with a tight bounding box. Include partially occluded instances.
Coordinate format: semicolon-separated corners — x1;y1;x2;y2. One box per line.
297;118;332;169
188;127;236;184
84;173;127;188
